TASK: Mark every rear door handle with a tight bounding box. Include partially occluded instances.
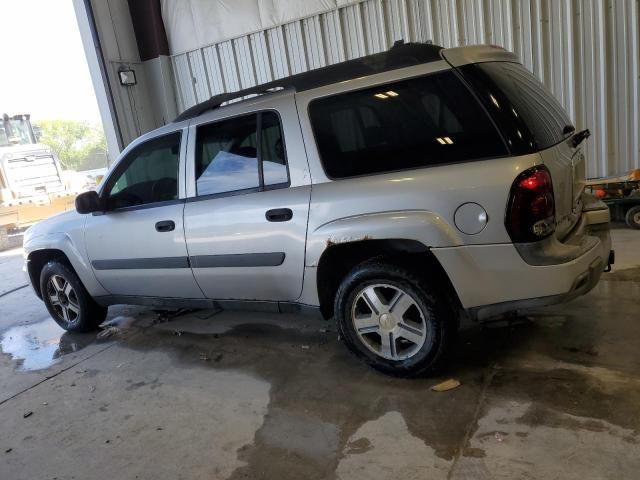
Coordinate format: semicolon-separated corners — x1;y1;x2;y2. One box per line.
265;208;293;222
155;220;175;232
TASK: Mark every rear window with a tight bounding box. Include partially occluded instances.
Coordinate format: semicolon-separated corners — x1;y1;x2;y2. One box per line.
459;62;574;154
308;70;507;179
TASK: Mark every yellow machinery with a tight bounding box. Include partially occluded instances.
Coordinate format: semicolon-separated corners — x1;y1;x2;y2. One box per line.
0;113;79;249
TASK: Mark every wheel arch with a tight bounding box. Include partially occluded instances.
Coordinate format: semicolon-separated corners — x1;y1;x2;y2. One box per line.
24;232;108;299
27;249;76;299
315;238;461;319
306;210;463;319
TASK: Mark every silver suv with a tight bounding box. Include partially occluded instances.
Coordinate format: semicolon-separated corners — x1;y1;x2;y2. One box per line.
23;43;613;376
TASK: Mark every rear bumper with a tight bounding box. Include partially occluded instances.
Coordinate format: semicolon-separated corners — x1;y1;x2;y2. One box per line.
465;251;607;321
432;209;611;321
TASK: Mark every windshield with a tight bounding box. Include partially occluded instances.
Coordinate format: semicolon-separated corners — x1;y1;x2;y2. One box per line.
0;116;35;147
459;62;574;154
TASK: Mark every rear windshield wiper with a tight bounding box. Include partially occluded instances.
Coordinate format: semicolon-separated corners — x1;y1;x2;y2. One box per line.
570;128;591;148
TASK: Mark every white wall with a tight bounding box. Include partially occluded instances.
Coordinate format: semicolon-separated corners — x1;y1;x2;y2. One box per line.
161;0;359;54
169;0;640;178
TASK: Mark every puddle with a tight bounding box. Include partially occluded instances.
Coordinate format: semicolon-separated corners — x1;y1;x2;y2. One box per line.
466;400;640;479
336;411;451;480
0;319;95;371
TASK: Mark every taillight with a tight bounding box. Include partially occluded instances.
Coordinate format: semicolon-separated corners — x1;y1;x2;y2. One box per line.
505;165;555;242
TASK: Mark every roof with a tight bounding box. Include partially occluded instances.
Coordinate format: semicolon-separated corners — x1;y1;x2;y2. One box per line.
174;41;444;122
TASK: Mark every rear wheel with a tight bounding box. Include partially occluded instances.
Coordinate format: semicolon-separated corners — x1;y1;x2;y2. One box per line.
335;262;455;377
625;206;640;229
40;261;107;332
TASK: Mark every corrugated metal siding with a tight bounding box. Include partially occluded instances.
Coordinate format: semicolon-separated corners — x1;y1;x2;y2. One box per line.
171;0;640;178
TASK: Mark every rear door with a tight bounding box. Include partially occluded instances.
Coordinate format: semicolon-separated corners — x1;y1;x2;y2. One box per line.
538;139;586;238
183;95;311;301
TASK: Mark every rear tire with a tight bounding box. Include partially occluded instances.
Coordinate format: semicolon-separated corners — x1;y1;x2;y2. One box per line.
625;206;640;229
40;261;107;332
334;261;455;377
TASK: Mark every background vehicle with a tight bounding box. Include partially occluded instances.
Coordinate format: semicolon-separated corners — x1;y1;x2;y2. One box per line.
0;113;93;250
586;170;640;229
23;43;613;376
0;114;66;201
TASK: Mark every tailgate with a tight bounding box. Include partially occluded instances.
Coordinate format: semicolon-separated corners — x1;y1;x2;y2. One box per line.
538;141;586;238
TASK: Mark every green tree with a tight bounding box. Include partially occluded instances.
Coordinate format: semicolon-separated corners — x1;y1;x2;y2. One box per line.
35;119;107;171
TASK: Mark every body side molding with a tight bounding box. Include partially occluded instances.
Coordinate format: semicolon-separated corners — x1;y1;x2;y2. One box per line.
91;252;286;270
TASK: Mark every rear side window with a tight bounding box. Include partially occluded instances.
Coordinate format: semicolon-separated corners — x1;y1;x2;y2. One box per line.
196;115;259;196
260;112;288;186
459;62;574;154
308;70;507;179
195;111;288;196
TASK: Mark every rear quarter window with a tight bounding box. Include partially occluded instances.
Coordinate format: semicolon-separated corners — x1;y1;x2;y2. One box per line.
458;62;574;154
308;70;507;179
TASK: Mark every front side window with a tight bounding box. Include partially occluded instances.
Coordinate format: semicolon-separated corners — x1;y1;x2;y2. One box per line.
106;132;181;209
308;70;507;179
195;111;288;196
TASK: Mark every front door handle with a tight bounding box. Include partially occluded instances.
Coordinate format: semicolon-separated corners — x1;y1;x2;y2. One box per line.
265;208;293;222
155;220;175;232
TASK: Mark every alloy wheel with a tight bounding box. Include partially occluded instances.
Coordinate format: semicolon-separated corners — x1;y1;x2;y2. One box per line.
46;274;80;324
351;283;429;360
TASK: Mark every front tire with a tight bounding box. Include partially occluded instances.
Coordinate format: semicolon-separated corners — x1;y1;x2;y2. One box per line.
335;262;455;377
40;261;107;332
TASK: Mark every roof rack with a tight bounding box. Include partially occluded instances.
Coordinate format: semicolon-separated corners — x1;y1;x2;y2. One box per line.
173;41;443;122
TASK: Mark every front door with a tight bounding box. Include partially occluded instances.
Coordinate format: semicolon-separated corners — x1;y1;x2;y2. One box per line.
85;131;204;299
183;103;310;301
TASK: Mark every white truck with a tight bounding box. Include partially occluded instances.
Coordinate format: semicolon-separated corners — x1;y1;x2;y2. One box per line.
0;113;68;249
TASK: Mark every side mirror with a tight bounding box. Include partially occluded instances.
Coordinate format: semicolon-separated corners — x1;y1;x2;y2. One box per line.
75;190;102;214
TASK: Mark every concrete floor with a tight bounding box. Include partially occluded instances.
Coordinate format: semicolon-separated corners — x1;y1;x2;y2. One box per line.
1;228;639;480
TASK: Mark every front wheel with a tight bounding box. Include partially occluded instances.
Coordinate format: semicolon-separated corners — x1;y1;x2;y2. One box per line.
334;262;455;377
625;206;640;229
40;261;107;332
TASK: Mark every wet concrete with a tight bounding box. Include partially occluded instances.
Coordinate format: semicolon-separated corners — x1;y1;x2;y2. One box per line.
0;248;27;296
0;229;639;479
0;319;95;371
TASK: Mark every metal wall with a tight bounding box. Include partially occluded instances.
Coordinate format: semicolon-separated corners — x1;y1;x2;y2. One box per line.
170;0;639;178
